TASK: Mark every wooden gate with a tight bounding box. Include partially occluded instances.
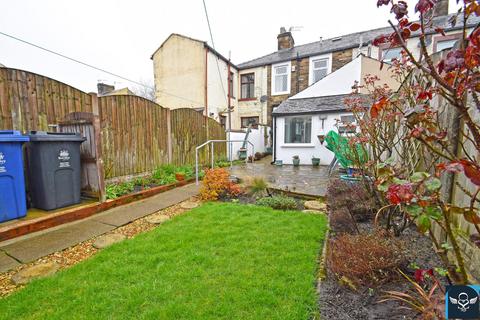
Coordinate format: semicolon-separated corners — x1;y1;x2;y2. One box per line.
58;110;105;201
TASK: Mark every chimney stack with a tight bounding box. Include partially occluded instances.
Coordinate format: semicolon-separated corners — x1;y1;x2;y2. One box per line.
433;0;449;17
277;27;294;50
97;83;115;96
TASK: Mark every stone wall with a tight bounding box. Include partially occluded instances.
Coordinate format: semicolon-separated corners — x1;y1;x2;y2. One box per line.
332;49;353;72
265;49;354;126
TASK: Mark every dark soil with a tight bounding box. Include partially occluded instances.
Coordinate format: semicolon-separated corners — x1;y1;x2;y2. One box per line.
319;221;444;320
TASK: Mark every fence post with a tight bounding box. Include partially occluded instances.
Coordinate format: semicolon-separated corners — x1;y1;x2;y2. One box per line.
167;108;173;164
91;93;106;202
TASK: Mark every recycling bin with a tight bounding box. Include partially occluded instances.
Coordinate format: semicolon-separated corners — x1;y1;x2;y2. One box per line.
0;130;29;223
27;131;86;210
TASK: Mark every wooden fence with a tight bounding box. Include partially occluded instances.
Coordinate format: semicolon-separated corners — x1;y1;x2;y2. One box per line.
0;67;226;181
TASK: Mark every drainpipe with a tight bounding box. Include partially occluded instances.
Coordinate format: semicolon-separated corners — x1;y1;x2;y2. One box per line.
227;60;232;161
271;115;277;164
204;47;209;134
296;52;300;94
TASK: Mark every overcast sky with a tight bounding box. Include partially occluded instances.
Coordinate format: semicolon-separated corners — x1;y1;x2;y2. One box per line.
1;0;460;93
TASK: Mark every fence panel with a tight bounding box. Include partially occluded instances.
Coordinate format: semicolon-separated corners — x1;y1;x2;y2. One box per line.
0;68;92;131
98;95;170;179
0;67;227;181
170;108;226;166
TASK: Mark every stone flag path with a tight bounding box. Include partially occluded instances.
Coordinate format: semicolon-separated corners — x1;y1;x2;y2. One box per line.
0;183;199;273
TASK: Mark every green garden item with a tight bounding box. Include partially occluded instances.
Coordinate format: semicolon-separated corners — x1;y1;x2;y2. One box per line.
325;130;367;169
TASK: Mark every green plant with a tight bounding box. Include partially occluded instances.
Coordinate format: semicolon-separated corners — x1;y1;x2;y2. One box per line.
256;195;298;210
106;181;135;199
151;165;177;185
247;177;269;196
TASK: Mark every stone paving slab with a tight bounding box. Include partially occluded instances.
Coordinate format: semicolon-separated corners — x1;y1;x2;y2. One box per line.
92;183;199;227
0;220;115;263
0;252;20;273
230;157;329;197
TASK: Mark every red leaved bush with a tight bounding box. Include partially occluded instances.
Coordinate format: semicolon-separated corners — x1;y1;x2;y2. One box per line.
200;168;242;200
328;232;406;287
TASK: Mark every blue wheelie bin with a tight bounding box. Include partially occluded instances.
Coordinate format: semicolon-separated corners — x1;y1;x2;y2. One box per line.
0;130;29;223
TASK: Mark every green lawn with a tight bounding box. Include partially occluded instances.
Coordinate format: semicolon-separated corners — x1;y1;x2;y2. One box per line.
0;202;327;320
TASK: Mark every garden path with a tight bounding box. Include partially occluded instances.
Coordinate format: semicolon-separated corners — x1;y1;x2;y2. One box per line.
0;183;199;272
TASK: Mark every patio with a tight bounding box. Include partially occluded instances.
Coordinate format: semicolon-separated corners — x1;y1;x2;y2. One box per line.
230;157;329;197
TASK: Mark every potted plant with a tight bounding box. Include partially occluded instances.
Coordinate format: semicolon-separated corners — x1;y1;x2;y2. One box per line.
292;155;300;167
238;148;247;160
175;172;185;181
311;156;320;166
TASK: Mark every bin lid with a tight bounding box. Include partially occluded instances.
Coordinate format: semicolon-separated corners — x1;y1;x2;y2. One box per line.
0;130;29;142
28;131;86;142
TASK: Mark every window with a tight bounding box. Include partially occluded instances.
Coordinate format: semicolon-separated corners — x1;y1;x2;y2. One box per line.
240;73;255;99
382;47;402;62
241;116;259;129
220;115;227;128
309;54;331;85
284;116;312;144
229;71;235;98
272;62;290;95
338;115;357;134
436;39;457;52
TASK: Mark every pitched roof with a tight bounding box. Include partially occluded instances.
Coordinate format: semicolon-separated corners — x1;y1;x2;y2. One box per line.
272;94;352;116
101;87;135;96
238;14;480;69
151;33;238;69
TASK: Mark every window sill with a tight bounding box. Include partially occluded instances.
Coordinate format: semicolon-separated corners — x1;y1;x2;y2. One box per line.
239;98;257;102
272;91;290;96
281;143;315;148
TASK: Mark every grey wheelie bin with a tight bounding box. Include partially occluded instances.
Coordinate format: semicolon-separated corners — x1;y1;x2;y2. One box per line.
27;131;86;210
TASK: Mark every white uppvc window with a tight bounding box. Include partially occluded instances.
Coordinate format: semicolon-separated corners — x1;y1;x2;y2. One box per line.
382;47;402;62
284;116;312;144
272;62;291;95
309;54;331;85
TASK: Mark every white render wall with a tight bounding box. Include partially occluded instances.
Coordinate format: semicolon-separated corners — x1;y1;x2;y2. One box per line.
274;112;353;165
207;52;237;122
233;66;269;130
227;127;270;160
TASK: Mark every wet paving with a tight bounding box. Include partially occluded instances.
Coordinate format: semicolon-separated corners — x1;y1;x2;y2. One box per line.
230;156;329;197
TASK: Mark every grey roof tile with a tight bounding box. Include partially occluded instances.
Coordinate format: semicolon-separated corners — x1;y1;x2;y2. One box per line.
239;14;480;69
272;94;371;115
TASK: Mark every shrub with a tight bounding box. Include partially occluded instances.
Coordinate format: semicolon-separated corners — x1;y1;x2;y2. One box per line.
256;195;298;210
326;179;376;222
329;207;358;234
200;168;242;200
328;232;406;287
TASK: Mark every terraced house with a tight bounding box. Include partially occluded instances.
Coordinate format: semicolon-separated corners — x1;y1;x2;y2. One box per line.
152;0;478;131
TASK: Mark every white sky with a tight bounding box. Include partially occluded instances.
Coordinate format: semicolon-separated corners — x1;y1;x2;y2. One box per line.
1;0;460;93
